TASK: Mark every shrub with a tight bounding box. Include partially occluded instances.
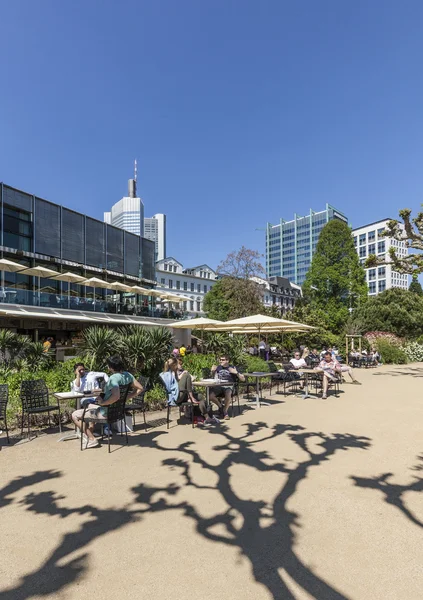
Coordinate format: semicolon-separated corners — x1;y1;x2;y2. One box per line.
144;383;167;411
403;341;423;362
241;355;269;373
364;331;403;347
376;339;408;364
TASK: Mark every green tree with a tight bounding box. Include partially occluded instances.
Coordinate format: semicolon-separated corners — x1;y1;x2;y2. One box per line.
351;288;423;339
302;220;368;333
409;274;423;295
204;246;265;320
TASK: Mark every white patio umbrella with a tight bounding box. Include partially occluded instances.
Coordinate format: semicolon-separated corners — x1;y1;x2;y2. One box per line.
107;281;132;312
81;277;110;310
52;272;86;308
168;317;224;346
0;258;27;299
201;314;313;334
18;265;61;305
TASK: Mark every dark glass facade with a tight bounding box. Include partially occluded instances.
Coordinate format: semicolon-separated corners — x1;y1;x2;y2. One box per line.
0;182;155;283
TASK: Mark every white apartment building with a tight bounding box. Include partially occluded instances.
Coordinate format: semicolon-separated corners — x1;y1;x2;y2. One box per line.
251;276;302;312
352;219;409;295
156;258;218;314
144;214;166;261
104;178;145;236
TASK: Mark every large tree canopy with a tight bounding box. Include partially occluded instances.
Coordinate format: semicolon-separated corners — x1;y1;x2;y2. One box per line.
302;220;368;333
203;277;263;320
351;288;423;339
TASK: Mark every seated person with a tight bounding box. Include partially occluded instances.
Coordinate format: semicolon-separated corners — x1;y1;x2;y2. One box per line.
315;351;341;399
209;354;245;420
72;355;143;448
309;348;320;362
289;351;307;388
71;362;109;396
160;357;214;425
339;363;361;384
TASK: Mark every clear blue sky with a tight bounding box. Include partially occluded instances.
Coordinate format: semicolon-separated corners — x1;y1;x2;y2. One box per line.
1;0;423;270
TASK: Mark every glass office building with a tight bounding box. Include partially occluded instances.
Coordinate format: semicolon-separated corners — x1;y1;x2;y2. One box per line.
266;204;348;286
0;182;157;316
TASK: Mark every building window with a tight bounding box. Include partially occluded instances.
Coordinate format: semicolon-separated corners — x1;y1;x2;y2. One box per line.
368;230;375;242
368;243;375;255
359;247;366;258
377;228;385;237
183;282;187;291
377;241;385;254
168;279;173;289
190;301;194;310
353;236;357;246
208;273;211;278
368;269;376;280
196;301;201;311
378;267;386;277
161;278;165;285
164;264;168;271
197;284;201;292
369;281;376;294
173;266;177;272
378;279;386;292
203;284;207;293
190;283;194;292
176;281;180;289
359;234;366;245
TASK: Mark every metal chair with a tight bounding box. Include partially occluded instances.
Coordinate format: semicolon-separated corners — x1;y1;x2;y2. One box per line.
0;384;9;443
125;376;149;431
20;379;62;439
158;375;195;429
80;383;131;453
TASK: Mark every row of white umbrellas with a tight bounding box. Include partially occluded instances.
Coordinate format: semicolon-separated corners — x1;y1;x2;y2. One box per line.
0;258;191;307
169;314;314;334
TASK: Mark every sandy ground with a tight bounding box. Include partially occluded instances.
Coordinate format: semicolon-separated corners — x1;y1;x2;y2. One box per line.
1;363;423;600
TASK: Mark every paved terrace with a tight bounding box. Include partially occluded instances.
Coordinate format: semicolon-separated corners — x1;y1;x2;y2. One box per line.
1;364;423;600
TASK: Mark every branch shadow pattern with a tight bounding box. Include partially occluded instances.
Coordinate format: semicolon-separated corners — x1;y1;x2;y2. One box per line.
0;423;371;600
351;454;423;529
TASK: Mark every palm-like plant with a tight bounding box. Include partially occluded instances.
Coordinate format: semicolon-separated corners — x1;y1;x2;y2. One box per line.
23;342;48;371
117;326;148;372
80;326;120;370
142;326;173;379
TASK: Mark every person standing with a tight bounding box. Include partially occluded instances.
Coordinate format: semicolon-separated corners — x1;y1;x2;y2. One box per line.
258;340;266;360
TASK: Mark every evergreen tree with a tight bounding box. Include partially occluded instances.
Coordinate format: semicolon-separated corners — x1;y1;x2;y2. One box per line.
409;274;423;296
302;220;368;333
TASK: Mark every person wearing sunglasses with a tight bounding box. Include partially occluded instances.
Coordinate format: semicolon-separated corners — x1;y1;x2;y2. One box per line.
209;355;245;420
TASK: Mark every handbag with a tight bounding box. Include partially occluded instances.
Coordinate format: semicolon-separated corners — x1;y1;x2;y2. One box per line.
115;414;133;433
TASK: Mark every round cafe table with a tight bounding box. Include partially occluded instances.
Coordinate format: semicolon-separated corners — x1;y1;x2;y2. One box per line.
288;367;322;399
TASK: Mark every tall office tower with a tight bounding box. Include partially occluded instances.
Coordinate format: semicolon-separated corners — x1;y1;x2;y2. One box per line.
144;213;166;261
352;219;409;295
265;204;348;286
104;164;144;236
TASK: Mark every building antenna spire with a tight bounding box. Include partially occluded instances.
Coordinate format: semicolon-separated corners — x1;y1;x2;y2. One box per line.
134;159;138;183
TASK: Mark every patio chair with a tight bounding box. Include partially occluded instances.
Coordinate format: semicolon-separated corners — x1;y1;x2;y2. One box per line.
20;379;62;440
0;384;9;443
268;362;286;395
158;375;195;429
80;383;131;453
125;376;149;431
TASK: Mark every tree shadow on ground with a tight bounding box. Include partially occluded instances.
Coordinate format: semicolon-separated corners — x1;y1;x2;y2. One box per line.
0;423;370;600
372;367;423;378
351;454;423;529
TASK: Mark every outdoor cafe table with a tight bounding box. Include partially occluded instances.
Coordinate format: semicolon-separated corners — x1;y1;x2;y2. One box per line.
54;391;101;442
288;367;322;399
193;379;234;413
242;372;276;409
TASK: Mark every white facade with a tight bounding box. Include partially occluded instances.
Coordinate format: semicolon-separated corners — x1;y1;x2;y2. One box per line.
144;213;166;261
156;258;218;315
251;276;302;312
104;196;145;236
353;219;409;295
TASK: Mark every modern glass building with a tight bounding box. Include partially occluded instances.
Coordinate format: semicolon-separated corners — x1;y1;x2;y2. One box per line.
265;204;348;286
0;182;162;328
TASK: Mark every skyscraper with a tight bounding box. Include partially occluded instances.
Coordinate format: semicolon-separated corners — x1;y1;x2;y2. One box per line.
265;204;348;286
144;213;166;261
104;166;144;236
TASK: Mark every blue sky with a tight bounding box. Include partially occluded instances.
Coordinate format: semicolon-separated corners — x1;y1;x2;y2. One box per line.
1;0;423;270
